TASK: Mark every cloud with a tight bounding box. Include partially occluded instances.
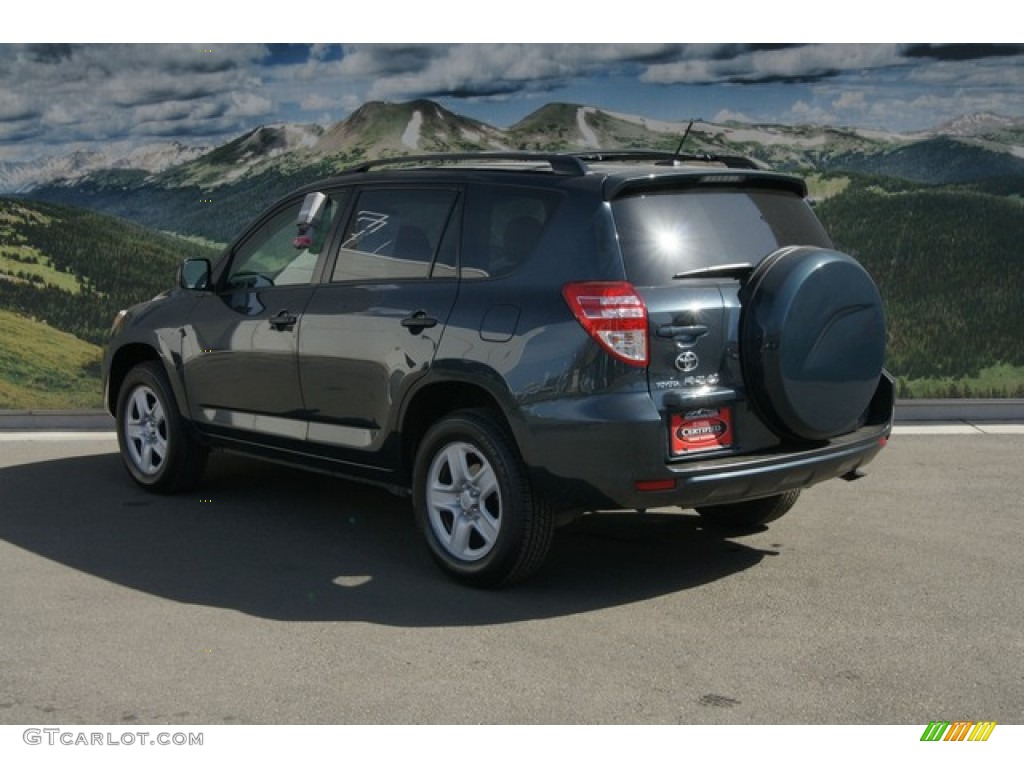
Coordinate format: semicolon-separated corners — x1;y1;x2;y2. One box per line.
833;91;868;111
328;43;1023;109
0;43;274;155
226;92;274;118
321;43;1024;125
789;99;838;126
337;44;683;102
640;44;906;85
131;100;228;126
24;44;75;64
337;44;441;78
2;42;1024;161
904;57;1024;88
298;94;338;112
903;44;1024;62
0;91;40;122
714;109;757;124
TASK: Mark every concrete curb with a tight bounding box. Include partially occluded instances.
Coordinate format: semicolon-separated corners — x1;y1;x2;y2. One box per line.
0;409;115;430
1;399;1023;431
893;399;1024;423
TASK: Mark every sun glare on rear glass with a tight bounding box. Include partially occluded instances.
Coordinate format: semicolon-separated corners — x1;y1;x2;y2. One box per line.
641;215;701;279
654;226;682;255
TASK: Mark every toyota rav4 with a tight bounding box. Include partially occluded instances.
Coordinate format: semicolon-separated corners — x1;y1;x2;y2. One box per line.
102;151;893;586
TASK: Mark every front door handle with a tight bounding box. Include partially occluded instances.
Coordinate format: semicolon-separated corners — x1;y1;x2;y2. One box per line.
401;310;438;335
269;309;298;330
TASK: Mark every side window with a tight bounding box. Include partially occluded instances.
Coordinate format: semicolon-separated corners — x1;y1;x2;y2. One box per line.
460;185;562;279
431;202;461;279
226;192;345;289
332;188;458;282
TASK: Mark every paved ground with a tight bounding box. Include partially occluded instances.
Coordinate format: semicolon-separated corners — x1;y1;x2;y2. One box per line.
0;430;1021;724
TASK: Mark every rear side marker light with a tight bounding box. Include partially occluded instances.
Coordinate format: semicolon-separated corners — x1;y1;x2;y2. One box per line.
635;479;677;492
562;281;649;366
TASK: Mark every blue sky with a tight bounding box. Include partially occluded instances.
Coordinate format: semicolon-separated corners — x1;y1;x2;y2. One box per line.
2;30;1022;163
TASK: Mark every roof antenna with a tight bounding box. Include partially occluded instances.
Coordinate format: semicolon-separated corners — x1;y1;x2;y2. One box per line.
660;120;694;166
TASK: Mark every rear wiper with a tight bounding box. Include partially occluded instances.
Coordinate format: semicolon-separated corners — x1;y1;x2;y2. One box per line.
672;262;755;280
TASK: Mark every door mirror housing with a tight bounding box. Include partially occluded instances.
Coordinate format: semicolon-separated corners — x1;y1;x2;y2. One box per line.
179;258;211;290
297;192;328;228
293;192;329;250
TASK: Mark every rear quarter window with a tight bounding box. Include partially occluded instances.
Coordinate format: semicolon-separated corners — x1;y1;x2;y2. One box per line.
611;186;832;286
459;184;563;279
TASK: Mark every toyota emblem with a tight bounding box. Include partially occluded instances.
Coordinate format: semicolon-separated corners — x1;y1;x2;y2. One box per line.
675;351;699;372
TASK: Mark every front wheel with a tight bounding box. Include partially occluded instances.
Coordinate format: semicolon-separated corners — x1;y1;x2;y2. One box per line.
413;410;554;587
116;361;207;493
694;490;801;531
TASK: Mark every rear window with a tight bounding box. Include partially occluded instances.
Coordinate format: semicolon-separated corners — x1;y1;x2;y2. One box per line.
611;187;831;286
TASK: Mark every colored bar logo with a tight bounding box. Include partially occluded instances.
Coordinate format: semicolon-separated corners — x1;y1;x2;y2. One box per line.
920;721;997;741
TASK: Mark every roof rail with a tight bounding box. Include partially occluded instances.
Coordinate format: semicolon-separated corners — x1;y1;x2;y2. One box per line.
344;152;588;176
338;149;762;178
572;150;761;170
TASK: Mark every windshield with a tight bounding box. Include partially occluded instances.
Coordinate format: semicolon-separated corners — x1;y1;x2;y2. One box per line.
611;186;832;286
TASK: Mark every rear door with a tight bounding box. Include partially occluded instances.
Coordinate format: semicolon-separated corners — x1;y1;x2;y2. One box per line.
610;181;833;453
298;184;462;463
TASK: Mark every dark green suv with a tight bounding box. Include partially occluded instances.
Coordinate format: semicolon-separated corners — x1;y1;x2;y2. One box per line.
103;151;893;586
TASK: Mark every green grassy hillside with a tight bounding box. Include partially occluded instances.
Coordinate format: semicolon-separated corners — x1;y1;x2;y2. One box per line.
827;137;1024;184
815;176;1024;391
0;197;219;409
0;197;218;345
7;165;1024;405
27;164;333;245
0;309;102;408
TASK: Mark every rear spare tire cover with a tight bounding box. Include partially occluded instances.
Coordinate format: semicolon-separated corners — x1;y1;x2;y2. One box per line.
740;246;885;442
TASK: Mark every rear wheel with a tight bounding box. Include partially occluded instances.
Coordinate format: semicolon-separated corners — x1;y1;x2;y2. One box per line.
413;409;554;587
116;361;206;493
695;490;801;531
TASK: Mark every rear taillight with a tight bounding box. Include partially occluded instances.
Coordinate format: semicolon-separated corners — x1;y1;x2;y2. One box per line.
562;281;649;367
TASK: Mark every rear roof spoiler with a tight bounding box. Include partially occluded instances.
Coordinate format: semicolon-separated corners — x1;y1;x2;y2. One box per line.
604;170;808;201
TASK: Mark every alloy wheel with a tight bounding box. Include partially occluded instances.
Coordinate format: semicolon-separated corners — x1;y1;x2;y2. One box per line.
122;384;168;476
425;441;503;562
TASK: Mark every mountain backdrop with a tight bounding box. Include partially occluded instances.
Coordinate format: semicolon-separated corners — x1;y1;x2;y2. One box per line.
2;99;1024;407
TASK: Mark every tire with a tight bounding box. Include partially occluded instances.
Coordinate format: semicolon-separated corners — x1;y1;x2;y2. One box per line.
116;361;207;493
695;490;801;531
412;409;554;587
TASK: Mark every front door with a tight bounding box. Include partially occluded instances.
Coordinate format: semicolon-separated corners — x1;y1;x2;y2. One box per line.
182;192;345;441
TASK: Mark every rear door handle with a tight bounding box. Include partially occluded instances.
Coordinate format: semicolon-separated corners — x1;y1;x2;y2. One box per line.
656;323;709;341
401;310;438;334
269;310;298;330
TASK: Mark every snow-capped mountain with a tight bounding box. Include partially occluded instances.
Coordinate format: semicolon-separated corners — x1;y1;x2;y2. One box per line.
934;112;1021;137
0;142;208;194
159;124;324;187
308;100;508;158
5;100;1024;195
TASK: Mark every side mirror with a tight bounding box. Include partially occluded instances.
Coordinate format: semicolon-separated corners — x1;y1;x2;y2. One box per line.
297;192;328;228
293;192;329;250
179;258;211;290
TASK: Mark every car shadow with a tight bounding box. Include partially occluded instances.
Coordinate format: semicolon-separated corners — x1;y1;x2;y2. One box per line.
0;450;777;626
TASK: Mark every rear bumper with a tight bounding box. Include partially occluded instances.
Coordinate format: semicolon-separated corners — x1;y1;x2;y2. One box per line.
518;373;894;512
647;426;888;508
